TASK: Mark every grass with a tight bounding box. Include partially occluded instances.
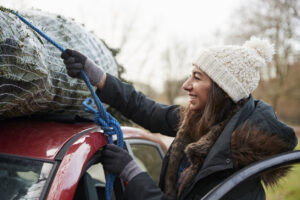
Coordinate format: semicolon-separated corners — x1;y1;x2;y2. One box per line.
266;145;300;200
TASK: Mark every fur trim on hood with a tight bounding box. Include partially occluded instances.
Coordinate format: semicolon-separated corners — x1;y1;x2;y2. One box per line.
164;100;297;200
230;121;292;187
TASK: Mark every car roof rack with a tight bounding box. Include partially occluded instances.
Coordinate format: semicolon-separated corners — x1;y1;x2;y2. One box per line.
0;113;94;123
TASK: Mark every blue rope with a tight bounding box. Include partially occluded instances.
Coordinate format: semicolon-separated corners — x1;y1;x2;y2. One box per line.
11;10;123;200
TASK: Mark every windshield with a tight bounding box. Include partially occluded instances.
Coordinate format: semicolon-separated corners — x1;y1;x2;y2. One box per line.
0;155;53;200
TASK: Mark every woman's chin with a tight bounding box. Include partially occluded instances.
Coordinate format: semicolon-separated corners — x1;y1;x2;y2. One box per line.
188;101;205;112
189;103;199;111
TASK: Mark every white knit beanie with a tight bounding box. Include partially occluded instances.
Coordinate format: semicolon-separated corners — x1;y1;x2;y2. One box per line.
194;37;275;102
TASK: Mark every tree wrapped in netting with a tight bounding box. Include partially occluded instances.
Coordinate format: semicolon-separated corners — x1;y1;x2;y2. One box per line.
0;8;118;119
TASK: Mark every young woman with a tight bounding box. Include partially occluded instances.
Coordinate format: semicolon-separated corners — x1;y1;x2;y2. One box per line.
61;37;297;200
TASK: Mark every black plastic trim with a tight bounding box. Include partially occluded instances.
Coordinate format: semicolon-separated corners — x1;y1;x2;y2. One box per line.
0;153;55;163
81;151;102;178
202;150;300;200
0;114;94;124
55;127;97;161
39;161;60;200
75;149;124;200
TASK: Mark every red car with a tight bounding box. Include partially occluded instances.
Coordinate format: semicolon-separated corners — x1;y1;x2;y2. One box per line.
0;116;167;200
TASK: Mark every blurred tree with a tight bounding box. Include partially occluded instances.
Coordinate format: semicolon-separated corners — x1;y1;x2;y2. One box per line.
160;39;199;104
133;81;159;100
163;79;186;105
84;0;160;92
254;62;300;124
161;41;186;104
226;0;300;116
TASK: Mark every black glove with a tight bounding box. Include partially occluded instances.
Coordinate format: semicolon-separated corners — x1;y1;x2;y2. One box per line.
100;144;133;175
61;49;104;86
100;144;144;181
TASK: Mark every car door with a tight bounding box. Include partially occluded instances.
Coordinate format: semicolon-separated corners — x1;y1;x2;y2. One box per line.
73;150;123;200
201;150;300;200
73;138;166;199
124;139;165;184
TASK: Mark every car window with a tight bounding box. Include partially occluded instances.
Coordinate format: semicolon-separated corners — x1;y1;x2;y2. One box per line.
0;155;53;200
74;152;119;200
128;142;163;184
87;163;106;185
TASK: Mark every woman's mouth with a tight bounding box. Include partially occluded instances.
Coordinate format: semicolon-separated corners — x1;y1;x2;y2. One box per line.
188;94;197;103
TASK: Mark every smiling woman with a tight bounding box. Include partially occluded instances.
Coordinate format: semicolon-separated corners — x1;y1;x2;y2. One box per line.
182;66;212;111
60;37;298;200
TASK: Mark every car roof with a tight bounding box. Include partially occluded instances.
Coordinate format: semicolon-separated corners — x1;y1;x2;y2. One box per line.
0;118;99;160
0;118;168;160
121;126;168;152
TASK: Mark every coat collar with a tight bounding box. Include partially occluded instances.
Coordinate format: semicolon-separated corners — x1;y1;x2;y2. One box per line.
180;96;255;199
200;96;255;171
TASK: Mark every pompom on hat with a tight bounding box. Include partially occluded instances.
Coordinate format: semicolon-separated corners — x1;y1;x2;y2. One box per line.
193;37;275;102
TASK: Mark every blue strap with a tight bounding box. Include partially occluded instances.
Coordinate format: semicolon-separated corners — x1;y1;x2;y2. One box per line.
81;77;124;200
11;10;123;200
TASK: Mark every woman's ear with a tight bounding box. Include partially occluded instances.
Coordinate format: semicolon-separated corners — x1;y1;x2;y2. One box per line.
224;93;230;99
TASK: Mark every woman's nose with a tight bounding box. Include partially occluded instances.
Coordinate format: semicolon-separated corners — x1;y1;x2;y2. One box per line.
182;78;192;91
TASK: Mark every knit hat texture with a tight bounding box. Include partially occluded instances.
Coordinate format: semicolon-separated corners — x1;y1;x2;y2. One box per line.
194;37;274;102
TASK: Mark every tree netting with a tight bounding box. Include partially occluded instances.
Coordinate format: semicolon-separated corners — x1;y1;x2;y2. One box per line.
0;9;118;119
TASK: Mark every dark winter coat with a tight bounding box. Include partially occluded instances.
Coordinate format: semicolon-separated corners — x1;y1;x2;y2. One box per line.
97;74;298;200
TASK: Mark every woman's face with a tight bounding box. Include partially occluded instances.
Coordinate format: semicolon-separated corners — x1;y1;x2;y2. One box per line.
182;66;212;111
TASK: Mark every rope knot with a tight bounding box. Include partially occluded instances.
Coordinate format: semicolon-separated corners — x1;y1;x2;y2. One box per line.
81;80;124;200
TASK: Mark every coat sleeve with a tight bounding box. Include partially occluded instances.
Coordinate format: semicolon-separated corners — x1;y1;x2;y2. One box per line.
96;74;180;137
123;172;168;200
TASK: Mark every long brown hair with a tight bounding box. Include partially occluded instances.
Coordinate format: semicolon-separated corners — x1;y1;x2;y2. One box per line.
165;81;248;199
179;81;246;141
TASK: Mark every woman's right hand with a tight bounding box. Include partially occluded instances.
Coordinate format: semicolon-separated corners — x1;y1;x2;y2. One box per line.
100;144;144;182
61;49;106;88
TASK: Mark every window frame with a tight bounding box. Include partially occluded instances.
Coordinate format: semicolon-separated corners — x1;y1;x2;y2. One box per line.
0;153;58;200
124;139;165;159
124;139;165;183
74;150;124;200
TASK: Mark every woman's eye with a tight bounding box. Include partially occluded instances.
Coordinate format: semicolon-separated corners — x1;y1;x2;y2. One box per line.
194;76;200;80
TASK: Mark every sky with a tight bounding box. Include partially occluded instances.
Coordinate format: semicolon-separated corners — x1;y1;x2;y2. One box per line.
0;0;241;92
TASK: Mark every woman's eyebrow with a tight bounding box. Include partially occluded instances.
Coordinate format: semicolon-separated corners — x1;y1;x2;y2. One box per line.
193;71;203;77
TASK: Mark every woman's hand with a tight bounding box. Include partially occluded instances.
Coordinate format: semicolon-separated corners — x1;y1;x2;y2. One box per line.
100;144;144;181
61;49;106;88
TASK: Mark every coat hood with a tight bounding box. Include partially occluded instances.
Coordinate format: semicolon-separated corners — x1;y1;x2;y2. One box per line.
165;97;298;199
241;100;297;150
230;99;297;186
